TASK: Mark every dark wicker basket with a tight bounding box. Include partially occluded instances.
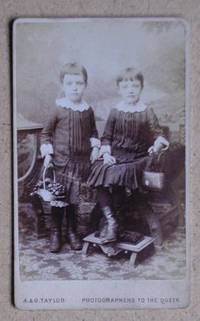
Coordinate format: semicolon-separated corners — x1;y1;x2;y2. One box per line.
31;165;68;211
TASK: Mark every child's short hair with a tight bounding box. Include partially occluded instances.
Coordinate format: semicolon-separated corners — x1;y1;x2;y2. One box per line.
116;67;144;88
60;63;88;84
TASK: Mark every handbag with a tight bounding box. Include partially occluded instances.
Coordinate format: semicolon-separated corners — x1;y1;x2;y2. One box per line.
142;151;166;191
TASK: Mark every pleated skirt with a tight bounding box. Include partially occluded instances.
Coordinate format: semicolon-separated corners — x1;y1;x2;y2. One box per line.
55;156;91;205
87;155;150;191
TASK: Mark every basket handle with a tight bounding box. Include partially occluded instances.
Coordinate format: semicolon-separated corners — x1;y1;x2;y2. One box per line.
42;164;56;190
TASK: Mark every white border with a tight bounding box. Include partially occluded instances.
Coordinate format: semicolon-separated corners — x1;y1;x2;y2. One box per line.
13;17;190;310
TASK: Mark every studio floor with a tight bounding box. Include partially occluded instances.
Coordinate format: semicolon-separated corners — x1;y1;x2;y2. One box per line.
18;203;187;281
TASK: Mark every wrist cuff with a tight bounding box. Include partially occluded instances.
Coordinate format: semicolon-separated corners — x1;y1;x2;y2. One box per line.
99;145;111;157
154;136;169;149
40;143;54;158
90;137;101;149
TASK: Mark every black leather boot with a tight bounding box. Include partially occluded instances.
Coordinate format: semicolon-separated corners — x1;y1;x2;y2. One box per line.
96;216;107;238
67;205;82;251
100;206;117;244
50;207;63;253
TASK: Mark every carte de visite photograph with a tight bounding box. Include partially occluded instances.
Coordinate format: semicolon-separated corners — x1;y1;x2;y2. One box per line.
13;17;189;309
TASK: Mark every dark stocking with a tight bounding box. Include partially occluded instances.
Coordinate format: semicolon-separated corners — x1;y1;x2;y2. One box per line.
50;207;63;253
67;204;82;250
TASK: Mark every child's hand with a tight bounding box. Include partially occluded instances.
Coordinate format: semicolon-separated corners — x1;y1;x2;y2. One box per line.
148;145;156;155
148;145;162;154
103;153;116;165
44;154;52;168
148;142;168;155
149;137;169;155
90;147;99;164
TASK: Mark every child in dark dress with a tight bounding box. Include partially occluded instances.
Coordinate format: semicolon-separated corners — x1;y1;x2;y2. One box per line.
88;67;169;244
40;63;100;252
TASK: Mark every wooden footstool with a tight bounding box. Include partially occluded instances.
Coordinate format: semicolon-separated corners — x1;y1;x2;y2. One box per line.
82;232;155;267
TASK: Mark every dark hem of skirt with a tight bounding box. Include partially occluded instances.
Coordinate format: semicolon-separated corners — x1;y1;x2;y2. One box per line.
87;156;150;191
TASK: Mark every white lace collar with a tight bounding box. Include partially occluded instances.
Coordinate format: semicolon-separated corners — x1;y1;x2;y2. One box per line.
116;100;147;113
56;98;90;111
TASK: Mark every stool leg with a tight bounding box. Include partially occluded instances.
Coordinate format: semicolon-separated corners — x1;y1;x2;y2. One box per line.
129;252;137;267
145;211;163;246
82;242;90;256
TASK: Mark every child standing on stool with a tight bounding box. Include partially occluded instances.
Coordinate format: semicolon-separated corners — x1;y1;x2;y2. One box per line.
88;67;169;244
40;63;100;252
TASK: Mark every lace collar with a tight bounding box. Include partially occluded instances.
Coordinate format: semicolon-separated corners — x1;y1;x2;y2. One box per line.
116;100;147;113
56;98;90;111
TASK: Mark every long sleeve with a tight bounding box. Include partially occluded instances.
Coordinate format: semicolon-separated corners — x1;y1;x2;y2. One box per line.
147;107;169;148
89;108;101;149
40;108;57;157
99;109;116;156
90;109;98;138
101;109;116;146
147;107;163;139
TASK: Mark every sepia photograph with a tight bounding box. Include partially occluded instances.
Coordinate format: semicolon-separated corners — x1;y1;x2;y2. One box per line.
13;17;189;309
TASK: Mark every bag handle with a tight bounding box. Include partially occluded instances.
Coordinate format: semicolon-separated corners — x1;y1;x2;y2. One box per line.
146;148;168;171
42;164;56;190
156;148;168;163
145;154;155;171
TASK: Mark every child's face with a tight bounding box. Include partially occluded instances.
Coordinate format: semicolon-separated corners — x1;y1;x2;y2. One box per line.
118;78;142;104
62;73;86;103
